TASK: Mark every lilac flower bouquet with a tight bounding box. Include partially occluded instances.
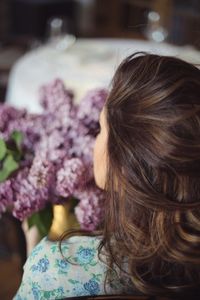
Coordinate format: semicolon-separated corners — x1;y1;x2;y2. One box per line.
0;79;107;236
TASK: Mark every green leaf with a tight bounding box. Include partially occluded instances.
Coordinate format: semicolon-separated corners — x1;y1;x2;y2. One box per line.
28;205;53;239
0;139;7;160
68;279;79;284
11;131;23;152
6;149;22;162
0;169;9;182
4;154;19;174
0;154;19;182
13;152;22;162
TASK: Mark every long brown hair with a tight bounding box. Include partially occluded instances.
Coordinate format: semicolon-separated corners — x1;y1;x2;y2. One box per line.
100;53;200;298
60;53;200;299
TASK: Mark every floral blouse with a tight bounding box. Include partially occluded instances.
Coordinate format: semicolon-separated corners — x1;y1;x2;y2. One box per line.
14;235;128;300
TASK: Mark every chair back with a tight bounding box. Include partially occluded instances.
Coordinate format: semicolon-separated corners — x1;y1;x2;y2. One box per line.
60;295;171;300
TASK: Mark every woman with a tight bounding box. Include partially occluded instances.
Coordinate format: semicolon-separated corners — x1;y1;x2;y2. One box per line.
14;53;200;299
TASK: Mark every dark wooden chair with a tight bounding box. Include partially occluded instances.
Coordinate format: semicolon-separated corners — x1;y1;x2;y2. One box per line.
59;292;200;300
0;213;27;300
59;295;171;300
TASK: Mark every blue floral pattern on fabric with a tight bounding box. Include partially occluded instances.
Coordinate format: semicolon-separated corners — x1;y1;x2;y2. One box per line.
31;256;49;273
56;259;68;269
55;258;69;274
76;247;95;264
84;278;100;295
30;244;43;261
14;236;128;299
31;282;41;300
73;245;97;271
15;295;27;300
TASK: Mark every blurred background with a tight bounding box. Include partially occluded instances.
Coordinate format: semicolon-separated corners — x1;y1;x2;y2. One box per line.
0;0;200;104
0;0;200;299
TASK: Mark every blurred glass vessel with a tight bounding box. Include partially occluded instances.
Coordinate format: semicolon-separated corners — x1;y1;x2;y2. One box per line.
145;11;168;43
46;16;76;51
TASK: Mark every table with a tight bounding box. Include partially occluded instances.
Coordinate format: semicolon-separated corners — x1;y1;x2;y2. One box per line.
6;38;200;113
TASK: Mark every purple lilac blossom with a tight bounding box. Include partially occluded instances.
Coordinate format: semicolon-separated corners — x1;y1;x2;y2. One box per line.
74;185;105;231
38;129;66;155
28;155;55;193
6;114;42;151
77;88;108;133
40;79;74;114
70;134;95;167
11;168;46;219
40;79;77;131
13;178;48;220
0;105;26;132
0;79;107;230
56;158;86;198
0;180;14;215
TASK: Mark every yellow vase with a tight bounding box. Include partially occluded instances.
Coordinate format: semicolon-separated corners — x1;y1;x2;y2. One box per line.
48;200;79;241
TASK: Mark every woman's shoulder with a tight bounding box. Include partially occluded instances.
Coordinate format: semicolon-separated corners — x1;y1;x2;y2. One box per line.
14;235;123;299
28;234;102;264
25;235;105;277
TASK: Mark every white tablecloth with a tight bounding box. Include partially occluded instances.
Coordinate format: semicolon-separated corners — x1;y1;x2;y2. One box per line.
6;38;200;113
